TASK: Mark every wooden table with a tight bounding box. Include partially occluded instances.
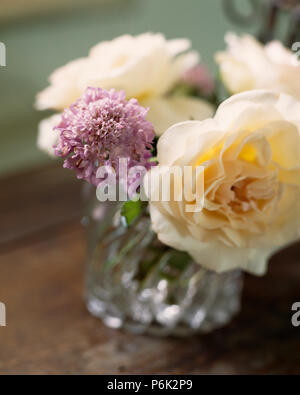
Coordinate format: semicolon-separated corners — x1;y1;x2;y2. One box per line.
0;164;299;375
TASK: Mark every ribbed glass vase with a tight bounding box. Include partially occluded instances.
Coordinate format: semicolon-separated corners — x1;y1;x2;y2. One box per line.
83;188;243;337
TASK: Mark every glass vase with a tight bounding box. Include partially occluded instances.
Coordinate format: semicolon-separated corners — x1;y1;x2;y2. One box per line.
83;187;243;337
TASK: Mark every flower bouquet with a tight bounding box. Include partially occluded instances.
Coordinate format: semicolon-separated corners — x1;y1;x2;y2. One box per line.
36;19;300;336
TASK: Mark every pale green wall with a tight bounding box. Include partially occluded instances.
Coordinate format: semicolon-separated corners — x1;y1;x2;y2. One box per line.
0;0;259;176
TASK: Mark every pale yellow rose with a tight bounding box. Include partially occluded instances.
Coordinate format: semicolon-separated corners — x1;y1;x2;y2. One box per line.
37;114;61;156
144;90;300;275
36;33;213;136
215;33;300;100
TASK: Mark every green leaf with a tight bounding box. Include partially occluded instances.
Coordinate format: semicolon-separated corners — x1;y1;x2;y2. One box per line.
120;199;144;227
148;156;158;163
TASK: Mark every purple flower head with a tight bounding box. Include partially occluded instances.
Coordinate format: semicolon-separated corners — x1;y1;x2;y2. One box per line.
54;87;155;187
182;64;215;96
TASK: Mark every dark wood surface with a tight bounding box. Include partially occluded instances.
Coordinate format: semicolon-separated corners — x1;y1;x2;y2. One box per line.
0;164;299;375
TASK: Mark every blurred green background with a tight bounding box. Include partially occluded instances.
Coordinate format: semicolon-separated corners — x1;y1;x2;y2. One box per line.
0;0;263;176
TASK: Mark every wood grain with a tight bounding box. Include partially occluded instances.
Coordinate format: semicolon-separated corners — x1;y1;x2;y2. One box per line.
0;164;299;374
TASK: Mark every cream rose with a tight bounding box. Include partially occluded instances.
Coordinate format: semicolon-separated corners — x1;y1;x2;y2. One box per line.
36;33;213;138
215;33;300;100
37;114;61;157
144;90;300;275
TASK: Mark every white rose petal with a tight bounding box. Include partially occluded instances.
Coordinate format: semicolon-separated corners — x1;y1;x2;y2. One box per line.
144;96;214;136
215;33;300;100
37;114;62;156
36;33;213;137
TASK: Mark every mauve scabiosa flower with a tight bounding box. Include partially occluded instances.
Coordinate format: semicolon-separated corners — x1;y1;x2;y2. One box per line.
54;87;155;186
182;64;215;96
